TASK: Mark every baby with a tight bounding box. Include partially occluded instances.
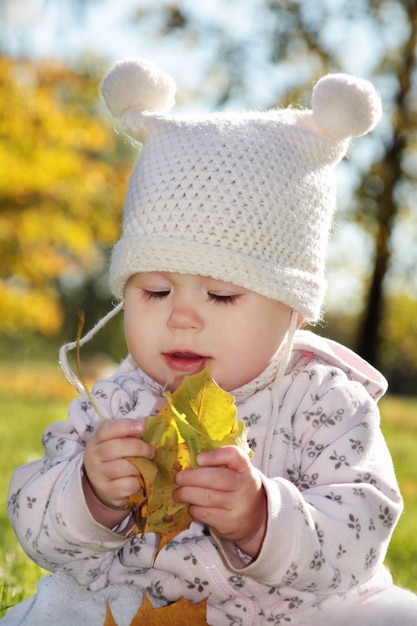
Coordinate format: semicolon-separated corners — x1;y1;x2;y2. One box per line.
3;59;417;626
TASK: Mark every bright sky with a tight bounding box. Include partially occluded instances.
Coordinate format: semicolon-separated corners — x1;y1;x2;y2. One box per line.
1;0;150;61
1;0;261;62
1;0;394;66
0;0;293;111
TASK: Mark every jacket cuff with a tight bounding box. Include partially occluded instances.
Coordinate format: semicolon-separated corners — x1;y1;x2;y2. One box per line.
212;476;300;584
50;454;132;548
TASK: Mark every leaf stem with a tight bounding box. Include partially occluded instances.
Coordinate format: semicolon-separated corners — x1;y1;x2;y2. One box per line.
75;311;106;422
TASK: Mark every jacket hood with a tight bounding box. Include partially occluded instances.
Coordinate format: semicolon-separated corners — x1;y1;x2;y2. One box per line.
292;330;387;401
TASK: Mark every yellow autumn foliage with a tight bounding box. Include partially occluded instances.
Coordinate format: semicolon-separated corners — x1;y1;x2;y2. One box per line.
0;281;63;335
0;56;133;335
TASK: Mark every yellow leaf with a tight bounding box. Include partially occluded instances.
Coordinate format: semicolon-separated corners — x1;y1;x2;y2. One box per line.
165;367;252;462
103;594;208;626
103;601;118;626
127;408;192;536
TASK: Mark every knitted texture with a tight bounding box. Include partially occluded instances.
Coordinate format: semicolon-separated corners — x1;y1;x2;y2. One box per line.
101;60;382;321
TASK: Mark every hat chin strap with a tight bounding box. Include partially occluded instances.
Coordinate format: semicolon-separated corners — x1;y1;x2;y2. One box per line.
262;308;299;474
59;301;124;396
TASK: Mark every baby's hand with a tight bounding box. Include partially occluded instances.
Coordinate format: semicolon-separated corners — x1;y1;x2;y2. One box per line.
174;446;267;559
83;418;155;526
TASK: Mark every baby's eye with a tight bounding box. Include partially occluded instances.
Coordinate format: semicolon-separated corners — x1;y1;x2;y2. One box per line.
142;289;170;301
208;293;241;305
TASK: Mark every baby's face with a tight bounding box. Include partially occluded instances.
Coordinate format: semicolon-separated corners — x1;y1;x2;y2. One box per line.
124;272;292;392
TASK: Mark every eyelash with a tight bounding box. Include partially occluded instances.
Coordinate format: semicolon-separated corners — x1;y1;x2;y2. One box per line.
141;290;170;301
208;293;241;305
141;290;240;305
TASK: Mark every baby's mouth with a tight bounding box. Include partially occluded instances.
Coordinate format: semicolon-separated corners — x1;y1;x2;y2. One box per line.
163;351;210;373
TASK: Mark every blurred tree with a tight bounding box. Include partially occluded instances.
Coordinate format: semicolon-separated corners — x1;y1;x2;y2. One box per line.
0;56;132;337
355;1;417;365
381;293;417;395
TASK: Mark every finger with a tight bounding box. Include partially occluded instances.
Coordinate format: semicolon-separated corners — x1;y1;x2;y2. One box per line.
100;437;154;461
93;418;144;443
96;457;142;480
116;475;144;500
174;484;231;510
95;475;143;508
176;466;242;492
196;446;251;474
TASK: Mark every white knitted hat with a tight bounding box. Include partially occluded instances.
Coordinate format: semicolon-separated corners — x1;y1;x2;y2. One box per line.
101;59;382;322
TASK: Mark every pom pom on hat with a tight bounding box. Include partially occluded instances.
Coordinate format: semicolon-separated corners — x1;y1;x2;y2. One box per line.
312;73;382;141
100;58;176;118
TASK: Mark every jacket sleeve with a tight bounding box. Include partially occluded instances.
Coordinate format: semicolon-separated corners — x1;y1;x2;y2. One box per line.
7;376;160;585
216;360;402;594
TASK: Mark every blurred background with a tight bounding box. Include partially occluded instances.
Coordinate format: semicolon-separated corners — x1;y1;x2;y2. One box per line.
1;0;417;394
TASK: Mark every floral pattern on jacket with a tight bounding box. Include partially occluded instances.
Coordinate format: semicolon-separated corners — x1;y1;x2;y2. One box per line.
7;330;403;625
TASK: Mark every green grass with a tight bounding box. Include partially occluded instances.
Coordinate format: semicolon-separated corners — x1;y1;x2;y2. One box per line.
379;395;417;589
0;382;416;618
0;394;70;616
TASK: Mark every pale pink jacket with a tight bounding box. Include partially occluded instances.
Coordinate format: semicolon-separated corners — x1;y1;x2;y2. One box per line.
6;331;402;625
